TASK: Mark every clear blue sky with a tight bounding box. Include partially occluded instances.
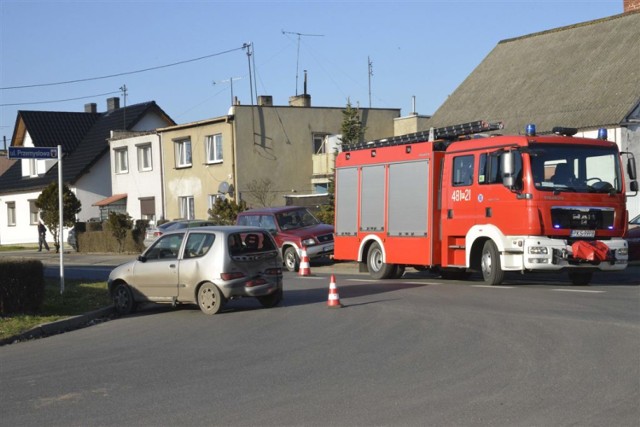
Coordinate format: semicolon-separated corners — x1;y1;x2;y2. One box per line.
0;0;624;145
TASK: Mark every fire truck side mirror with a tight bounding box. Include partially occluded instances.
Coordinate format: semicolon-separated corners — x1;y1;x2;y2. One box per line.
627;157;637;180
630;180;639;193
501;150;515;188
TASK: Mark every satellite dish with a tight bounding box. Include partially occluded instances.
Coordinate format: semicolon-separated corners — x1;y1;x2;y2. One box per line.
218;181;230;194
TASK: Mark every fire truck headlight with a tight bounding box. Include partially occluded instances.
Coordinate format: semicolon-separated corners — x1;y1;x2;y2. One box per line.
617;247;628;256
528;246;548;255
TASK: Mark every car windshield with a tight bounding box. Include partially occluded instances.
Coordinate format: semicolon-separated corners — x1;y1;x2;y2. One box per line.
275;208;320;230
529;144;622;194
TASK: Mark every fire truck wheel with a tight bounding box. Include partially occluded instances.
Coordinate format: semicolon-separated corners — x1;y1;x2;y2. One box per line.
481;240;505;286
568;271;592;286
284;247;300;272
367;242;395;279
390;265;405;279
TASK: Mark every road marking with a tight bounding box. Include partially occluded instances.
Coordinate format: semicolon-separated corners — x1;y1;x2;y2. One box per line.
552;289;605;294
471;285;514;289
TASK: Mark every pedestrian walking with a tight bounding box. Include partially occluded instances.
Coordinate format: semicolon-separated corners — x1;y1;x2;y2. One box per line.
38;221;50;252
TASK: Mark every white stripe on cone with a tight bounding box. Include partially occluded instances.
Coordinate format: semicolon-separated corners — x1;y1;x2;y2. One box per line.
327;274;342;308
299;246;311;276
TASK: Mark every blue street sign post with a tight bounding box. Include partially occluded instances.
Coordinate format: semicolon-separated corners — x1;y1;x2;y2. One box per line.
7;145;65;294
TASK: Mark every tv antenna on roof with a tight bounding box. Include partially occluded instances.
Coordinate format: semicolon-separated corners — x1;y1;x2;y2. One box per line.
213;77;242;105
281;30;324;95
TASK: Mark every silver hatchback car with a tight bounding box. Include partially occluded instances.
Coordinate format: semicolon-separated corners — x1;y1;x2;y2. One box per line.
108;226;283;315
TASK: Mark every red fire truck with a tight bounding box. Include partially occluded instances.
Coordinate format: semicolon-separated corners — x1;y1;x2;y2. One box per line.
333;121;638;286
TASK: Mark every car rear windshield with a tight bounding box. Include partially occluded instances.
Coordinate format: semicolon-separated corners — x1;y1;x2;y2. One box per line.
228;231;277;256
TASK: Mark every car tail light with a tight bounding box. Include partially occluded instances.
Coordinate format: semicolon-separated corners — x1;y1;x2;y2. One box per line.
265;268;282;275
246;278;267;287
221;272;246;280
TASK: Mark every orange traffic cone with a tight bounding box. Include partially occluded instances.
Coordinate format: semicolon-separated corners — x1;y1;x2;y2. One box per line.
299;246;311;276
327;275;343;308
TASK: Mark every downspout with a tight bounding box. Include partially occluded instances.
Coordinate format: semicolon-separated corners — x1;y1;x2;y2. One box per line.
227;106;238;200
159;131;166;221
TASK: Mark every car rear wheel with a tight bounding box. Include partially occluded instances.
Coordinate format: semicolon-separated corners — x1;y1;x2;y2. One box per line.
257;289;283;308
284;247;300;272
198;282;224;315
113;283;136;315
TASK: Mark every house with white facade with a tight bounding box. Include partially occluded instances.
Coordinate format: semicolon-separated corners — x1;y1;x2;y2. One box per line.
0;98;174;245
103;130;165;224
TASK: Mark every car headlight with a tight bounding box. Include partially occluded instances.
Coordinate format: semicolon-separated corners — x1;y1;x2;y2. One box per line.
302;238;316;247
617;247;628;256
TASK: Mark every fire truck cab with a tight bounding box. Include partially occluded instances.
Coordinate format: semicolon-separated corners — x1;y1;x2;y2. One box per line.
334;121;638;286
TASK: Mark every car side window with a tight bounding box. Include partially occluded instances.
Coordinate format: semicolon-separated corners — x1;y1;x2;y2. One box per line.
183;233;215;259
260;215;277;233
145;233;185;261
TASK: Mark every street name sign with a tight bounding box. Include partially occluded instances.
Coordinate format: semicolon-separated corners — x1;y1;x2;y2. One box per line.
8;146;58;159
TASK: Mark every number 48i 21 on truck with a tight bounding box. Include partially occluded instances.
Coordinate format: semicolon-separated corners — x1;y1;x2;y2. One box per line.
333;121;638;286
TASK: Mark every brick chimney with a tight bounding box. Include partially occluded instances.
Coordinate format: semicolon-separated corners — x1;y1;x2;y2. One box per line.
84;103;97;113
624;0;640;12
107;97;120;111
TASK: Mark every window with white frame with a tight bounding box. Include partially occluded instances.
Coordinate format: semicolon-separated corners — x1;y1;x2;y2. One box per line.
205;134;223;164
140;197;156;224
7;202;16;226
29;159;38;177
313;133;330;154
179;196;195;220
175;139;192;168
29;200;39;224
208;194;223;211
114;148;129;174
137;144;152;171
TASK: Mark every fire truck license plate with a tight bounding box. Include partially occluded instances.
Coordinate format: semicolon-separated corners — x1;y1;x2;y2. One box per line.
570;230;596;238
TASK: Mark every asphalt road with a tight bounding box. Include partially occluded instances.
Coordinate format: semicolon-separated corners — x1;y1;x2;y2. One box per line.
1;256;638;426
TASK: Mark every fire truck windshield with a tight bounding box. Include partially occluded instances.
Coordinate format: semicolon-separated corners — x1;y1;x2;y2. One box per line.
529;144;622;193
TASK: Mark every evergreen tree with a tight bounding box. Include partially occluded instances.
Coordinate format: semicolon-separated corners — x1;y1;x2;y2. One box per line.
35;181;82;253
106;212;133;253
317;100;367;225
208;198;247;225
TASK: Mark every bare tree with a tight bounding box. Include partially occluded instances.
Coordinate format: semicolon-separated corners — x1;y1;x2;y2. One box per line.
244;178;278;207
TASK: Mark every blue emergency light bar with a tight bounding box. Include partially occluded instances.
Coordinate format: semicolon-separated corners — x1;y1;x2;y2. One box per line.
598;128;608;140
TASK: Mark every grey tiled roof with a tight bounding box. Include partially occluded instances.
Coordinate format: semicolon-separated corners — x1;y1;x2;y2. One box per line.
427;11;640;135
0;101;174;194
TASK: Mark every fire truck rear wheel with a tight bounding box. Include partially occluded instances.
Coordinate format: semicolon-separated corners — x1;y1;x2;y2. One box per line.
481;240;505;286
367;242;395;279
568;271;592;286
390;265;405;279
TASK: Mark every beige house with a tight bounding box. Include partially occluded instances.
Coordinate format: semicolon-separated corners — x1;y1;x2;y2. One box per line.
159;96;400;220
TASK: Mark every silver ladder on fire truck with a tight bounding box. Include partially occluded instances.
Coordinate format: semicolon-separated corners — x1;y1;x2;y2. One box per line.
346;120;505;151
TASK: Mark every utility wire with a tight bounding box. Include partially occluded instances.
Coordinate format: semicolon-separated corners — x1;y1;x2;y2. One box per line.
0;90;121;107
1;45;247;90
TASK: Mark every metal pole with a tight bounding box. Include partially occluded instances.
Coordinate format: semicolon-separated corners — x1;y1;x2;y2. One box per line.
58;145;64;294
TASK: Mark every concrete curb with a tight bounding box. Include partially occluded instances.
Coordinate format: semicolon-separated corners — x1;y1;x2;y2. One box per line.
0;306;115;346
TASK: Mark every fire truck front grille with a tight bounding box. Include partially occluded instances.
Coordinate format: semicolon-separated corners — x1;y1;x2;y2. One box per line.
550;207;614;230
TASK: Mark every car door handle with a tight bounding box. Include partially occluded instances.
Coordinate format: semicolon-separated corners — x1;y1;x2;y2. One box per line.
169;264;176;268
